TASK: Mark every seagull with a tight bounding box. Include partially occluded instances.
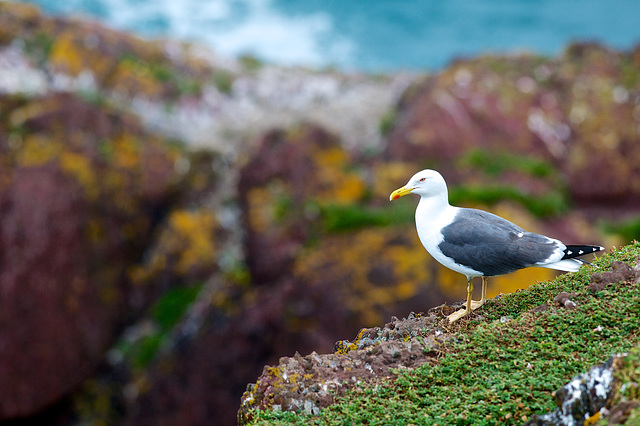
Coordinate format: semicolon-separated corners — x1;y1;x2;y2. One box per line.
389;169;604;322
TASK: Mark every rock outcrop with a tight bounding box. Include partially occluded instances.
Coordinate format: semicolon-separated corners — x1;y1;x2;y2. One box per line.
0;92;183;418
385;43;640;208
240;252;640;425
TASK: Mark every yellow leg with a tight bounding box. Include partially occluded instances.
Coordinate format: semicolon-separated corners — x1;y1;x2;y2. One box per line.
465;277;473;314
447;277;488;323
469;276;488;310
481;276;488;304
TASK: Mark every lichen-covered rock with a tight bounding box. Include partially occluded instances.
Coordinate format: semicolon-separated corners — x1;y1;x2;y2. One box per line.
237;123;467;331
525;343;640;426
238;123;367;283
0;92;183;419
0;1;211;99
525;356;618;426
384;42;640;207
238;312;453;425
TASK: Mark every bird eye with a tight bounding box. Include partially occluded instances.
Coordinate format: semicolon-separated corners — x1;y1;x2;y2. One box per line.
419;177;426;182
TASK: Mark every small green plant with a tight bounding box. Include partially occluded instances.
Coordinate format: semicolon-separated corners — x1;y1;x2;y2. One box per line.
319;202;414;234
239;54;263;72
152;284;202;330
449;184;569;218
603;217;640;244
23;31;54;65
213;70;235;94
459;148;555;178
620;57;640;89
115;284;203;370
378;110;397;136
134;334;164;368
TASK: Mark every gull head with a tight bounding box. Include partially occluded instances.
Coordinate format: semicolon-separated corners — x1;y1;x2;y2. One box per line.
389;169;447;201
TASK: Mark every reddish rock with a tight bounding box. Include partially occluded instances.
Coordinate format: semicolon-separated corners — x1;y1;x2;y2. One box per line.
125;276;349;426
0;93;181;419
238;312;450;425
237;124;359;284
587;261;636;293
384;43;640;208
553;291;578;309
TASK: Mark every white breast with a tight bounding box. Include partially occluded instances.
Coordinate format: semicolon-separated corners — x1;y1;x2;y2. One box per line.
414;200;483;278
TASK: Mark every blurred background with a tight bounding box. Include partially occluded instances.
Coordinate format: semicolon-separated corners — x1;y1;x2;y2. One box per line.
21;0;640;71
1;0;640;425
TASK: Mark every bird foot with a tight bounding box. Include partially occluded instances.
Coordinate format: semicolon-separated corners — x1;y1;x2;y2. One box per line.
469;300;485;310
446;308;469;323
446;300;485;323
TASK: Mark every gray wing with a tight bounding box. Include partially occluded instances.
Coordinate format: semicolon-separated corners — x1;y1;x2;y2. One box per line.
437;208;561;276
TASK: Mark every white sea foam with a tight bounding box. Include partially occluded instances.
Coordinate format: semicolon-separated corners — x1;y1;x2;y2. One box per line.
40;0;355;69
24;0;640;71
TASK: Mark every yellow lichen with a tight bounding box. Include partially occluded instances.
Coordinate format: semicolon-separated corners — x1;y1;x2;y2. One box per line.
371;161;417;200
312;146;366;204
246;186;278;233
17;134;61;166
86;218;105;243
60;151;99;199
294;227;434;326
113;134;141;169
49;31;84;75
128;208;217;284
110;59;164;98
167;209;217;275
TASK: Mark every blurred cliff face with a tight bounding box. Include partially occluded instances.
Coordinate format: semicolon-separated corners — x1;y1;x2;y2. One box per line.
1;2;640;426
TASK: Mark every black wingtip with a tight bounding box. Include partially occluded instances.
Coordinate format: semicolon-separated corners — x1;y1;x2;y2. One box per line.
562;245;605;260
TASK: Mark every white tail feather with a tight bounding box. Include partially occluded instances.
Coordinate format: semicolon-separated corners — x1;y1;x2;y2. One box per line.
538;258;582;272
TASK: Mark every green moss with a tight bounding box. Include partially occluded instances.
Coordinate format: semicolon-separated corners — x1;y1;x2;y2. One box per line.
614;345;640;402
78;89;108;107
134;333;164;369
213;70;235;94
118;53;203;97
113;284;203;369
378;110;397;136
23;31;54;64
319;202;414;234
176;78;202;96
620;56;640;89
459;149;555;178
247;243;640;425
225;262;252;287
239;54;263;71
148;62;174;82
449;184;569;218
455;149;570;217
603;217;640;244
273;196;295;223
152;283;202;330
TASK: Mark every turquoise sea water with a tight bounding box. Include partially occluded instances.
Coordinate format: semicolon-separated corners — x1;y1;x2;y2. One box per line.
19;0;640;72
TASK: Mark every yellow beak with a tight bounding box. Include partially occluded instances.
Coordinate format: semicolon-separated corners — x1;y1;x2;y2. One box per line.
389;185;414;201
